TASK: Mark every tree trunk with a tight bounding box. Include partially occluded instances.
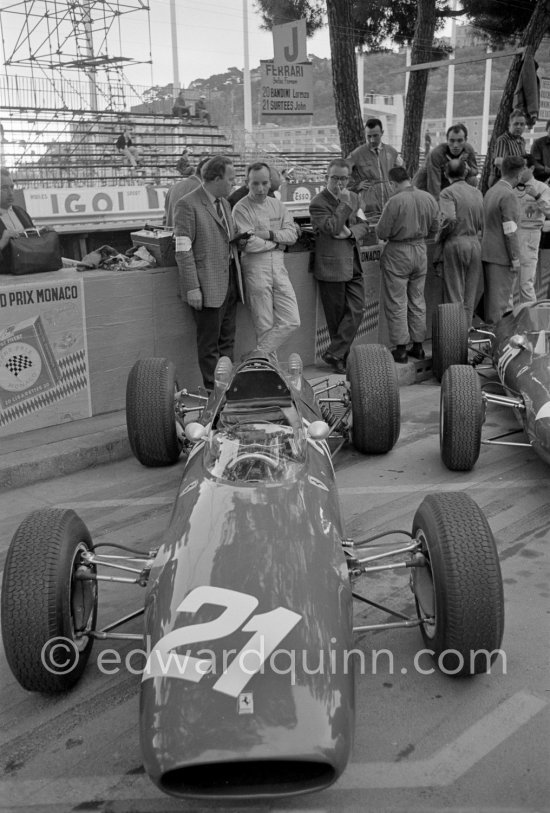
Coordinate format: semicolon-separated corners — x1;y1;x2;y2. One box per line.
326;0;364;157
401;0;438;177
480;0;550;193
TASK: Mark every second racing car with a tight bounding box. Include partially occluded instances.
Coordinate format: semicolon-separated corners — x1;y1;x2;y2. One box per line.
434;300;550;470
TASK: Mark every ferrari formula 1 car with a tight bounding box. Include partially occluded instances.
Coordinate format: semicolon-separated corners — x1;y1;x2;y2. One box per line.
1;346;505;801
434;300;550;471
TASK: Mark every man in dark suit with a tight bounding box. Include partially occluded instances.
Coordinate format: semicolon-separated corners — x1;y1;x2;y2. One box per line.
309;158;370;373
174;155;243;390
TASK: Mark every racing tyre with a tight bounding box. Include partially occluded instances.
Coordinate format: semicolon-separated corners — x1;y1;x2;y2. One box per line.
347;344;400;454
432;303;468;382
1;509;98;693
411;493;504;676
126;357;182;466
440;365;483;471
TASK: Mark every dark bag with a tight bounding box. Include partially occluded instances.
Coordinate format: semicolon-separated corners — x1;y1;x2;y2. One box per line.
8;229;62;275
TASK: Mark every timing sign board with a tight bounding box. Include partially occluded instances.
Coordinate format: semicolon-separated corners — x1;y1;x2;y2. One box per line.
260;60;313;116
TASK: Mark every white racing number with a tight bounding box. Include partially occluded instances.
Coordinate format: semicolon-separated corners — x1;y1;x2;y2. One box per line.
497;342;521;382
143;585;301;697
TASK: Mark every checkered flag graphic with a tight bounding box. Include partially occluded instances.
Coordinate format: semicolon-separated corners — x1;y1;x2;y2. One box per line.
5;355;33;377
0;349;89;427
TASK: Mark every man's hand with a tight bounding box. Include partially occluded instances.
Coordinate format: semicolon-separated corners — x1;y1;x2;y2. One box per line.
187;288;203;310
524;184;541;200
337;187;351;204
511;258;521;273
357;179;372;191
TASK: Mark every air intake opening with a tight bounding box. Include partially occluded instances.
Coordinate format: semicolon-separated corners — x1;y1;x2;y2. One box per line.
161;759;336;798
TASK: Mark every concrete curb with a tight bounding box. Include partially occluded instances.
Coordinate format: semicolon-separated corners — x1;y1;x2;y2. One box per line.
0;426;132;492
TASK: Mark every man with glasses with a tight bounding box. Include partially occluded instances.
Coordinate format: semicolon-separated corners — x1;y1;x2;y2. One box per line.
309;159;370;373
347;118;402;216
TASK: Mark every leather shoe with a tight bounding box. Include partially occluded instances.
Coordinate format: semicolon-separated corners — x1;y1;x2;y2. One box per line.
408;343;426;360
391;346;408;364
322;351;346;374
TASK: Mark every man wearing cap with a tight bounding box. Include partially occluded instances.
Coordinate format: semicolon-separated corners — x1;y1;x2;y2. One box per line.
196;95;211;125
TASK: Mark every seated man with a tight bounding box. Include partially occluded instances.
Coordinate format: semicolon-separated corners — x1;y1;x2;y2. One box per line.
172;90;191;121
196;95;211;125
115;128;141;169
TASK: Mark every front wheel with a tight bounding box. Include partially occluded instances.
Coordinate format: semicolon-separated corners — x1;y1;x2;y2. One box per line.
411;492;504;676
347;344;400;454
1;509;98;692
440;365;484;471
126;358;182;467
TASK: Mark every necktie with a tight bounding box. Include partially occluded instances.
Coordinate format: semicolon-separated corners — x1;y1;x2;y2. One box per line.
215;197;228;234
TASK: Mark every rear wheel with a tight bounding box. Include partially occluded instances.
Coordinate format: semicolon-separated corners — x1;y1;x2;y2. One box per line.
440;365;484;471
347;344;400;454
1;509;98;693
126;358;182;466
411;493;504;676
432;303;468;382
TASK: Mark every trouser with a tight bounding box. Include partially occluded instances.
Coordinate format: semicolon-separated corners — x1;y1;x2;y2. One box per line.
192;266;238;390
510;228;541;306
483;262;516;325
243;256;300;354
381;242;427;346
318;272;365;360
441;235;482;325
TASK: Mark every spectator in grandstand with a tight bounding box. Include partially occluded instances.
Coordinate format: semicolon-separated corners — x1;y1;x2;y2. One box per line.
309;158;370;373
424;123;478;199
233;162;300;355
172;90;191;121
164;157;210;228
115;127;141;169
530;119;550;183
347;117;402;216
489;109;527;187
176;147;193;176
196;95;211;125
0;168;36;273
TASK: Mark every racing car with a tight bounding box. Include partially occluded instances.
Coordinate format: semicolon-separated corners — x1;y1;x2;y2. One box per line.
1;346;505;801
434;301;550;471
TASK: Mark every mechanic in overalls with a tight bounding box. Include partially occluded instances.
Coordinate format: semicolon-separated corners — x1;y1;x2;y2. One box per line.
376;166;440;364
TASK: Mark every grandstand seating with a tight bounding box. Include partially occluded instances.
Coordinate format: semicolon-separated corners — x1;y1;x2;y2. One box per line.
1;108;238;188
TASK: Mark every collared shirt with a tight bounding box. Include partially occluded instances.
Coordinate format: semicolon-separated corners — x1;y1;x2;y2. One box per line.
490;131;527;186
